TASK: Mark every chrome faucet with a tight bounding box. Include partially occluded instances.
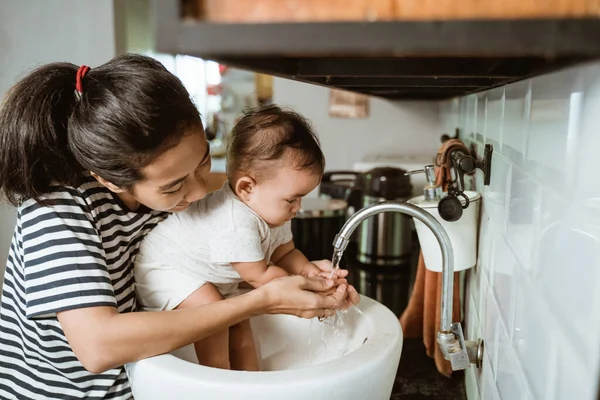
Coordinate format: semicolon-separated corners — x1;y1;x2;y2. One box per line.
333;201;483;371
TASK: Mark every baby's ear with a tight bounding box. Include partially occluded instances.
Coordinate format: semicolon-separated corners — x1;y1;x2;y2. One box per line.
235;176;256;201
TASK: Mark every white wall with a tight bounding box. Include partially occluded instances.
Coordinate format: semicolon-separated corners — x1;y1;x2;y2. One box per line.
0;205;16;283
273;78;441;171
0;0;117;284
444;62;600;400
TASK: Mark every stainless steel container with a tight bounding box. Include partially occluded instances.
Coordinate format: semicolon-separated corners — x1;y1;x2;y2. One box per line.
355;167;413;266
350;261;413;316
319;167;414;266
291;198;348;262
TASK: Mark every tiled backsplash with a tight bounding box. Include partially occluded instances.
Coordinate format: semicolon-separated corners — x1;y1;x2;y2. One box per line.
441;61;600;400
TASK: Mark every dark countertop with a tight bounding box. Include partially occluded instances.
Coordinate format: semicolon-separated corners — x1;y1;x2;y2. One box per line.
391;339;466;400
344;244;466;400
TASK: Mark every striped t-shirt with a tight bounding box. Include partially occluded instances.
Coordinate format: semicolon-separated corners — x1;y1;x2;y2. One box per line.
0;176;167;399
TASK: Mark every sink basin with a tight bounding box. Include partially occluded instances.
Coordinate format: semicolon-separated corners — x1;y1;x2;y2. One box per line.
127;295;403;400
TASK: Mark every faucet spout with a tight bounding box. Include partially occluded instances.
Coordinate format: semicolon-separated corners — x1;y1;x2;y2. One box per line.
334;200;484;370
333;201;454;332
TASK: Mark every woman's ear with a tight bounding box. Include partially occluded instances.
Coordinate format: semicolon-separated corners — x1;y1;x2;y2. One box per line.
235;176;256;202
90;171;126;193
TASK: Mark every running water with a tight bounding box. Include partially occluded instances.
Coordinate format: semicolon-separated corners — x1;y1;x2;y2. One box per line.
308;308;352;365
328;249;363;317
307;249;365;365
328;249;343;280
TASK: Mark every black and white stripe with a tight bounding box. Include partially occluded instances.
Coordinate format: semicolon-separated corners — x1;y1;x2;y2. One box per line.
0;176;166;399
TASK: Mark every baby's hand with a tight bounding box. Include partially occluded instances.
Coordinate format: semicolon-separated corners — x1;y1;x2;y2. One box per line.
301;260;348;283
300;262;327;278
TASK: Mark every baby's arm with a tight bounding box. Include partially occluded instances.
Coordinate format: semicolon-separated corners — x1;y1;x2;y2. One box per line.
231;260;289;288
271;241;324;277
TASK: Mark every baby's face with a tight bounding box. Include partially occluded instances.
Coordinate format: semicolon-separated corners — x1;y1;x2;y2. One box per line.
249;166;321;227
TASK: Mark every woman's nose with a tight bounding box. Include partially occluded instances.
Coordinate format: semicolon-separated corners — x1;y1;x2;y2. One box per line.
184;175;207;203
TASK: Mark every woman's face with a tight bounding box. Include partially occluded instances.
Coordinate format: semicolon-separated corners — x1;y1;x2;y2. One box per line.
129;129;211;212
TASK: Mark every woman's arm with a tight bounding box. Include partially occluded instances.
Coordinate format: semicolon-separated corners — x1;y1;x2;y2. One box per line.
58;275;348;374
231;259;289;287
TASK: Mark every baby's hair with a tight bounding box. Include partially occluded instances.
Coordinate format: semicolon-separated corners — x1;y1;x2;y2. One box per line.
226;105;325;180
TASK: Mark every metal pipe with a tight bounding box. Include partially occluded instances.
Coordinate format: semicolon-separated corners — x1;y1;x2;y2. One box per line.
333;201;455;332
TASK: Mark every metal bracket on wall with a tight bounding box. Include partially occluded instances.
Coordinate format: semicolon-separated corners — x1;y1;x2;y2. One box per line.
478;144;493;186
440;129;493;187
448;140;493;191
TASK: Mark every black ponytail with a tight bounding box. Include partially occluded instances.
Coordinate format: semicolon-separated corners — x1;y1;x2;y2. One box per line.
0;64;81;205
0;54;202;206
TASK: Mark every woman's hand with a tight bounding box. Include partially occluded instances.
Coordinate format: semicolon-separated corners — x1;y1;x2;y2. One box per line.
257;274;360;319
334;283;360;311
257;275;343;318
302;260;360;309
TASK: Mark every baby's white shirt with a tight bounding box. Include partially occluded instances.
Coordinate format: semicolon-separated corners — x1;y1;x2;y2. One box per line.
135;181;293;286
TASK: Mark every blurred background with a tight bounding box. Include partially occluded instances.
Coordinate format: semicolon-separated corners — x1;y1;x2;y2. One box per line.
2;1;600;399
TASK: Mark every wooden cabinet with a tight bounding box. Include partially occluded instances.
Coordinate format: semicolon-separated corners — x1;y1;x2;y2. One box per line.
185;0;600;22
159;0;600;100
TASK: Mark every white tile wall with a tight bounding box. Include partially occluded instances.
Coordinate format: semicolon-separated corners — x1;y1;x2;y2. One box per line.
492;237;516;333
496;321;530;400
444;61;600;400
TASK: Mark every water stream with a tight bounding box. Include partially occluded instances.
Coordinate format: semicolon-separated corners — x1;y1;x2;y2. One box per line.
308;249;364;365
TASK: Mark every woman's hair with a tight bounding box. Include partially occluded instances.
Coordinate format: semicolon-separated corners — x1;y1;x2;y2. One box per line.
226;105;325;180
0;53;202;206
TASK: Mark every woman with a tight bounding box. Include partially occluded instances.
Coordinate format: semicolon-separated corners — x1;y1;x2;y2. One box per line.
0;54;358;399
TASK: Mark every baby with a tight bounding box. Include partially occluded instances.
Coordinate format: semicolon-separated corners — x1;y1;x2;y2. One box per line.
134;105;340;371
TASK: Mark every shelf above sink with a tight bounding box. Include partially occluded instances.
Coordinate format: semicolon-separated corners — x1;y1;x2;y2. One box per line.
155;0;600;100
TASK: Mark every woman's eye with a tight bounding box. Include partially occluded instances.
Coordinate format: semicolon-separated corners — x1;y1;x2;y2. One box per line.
286;199;296;204
164;186;183;196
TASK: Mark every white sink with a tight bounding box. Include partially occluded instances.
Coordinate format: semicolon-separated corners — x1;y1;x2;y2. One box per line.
127;295;403;400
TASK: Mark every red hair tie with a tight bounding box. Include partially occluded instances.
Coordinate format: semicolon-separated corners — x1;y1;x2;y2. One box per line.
75;65;90;93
